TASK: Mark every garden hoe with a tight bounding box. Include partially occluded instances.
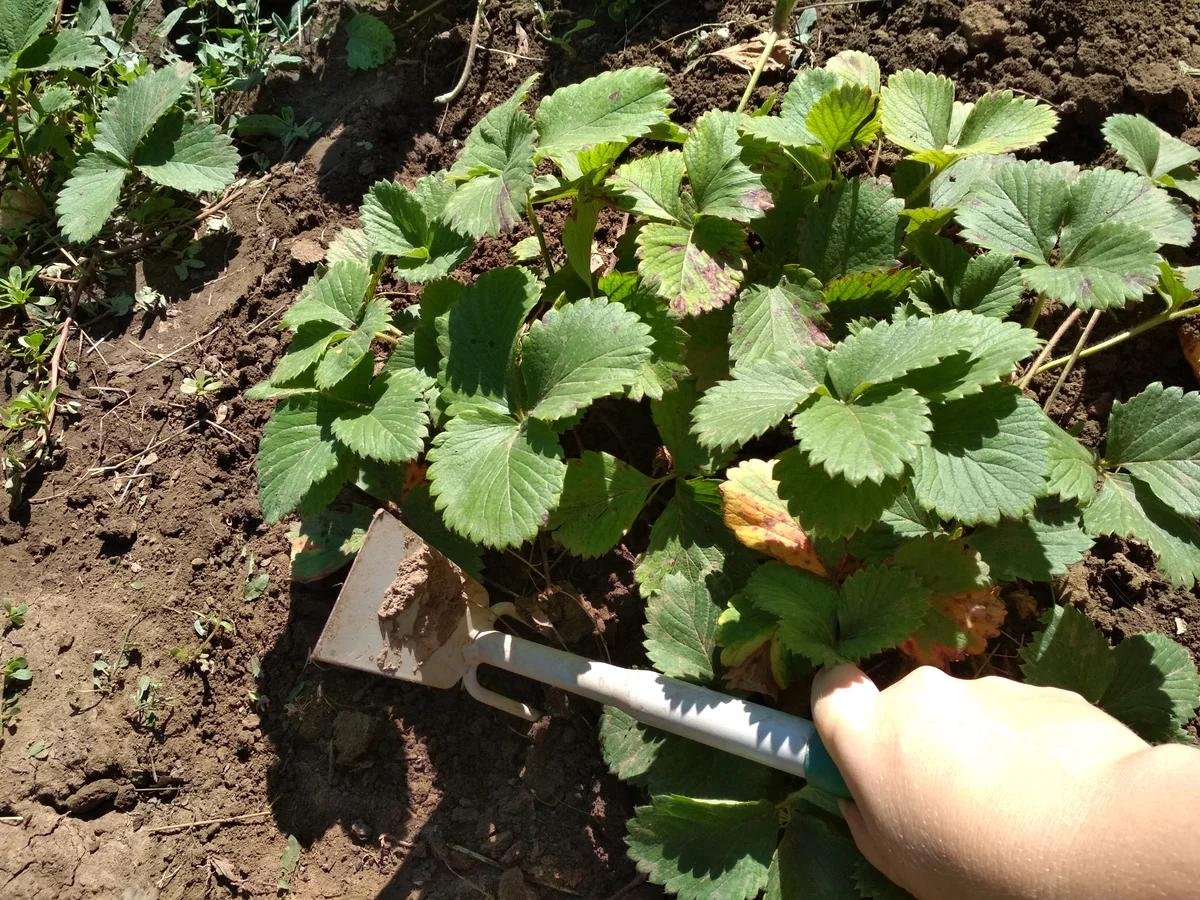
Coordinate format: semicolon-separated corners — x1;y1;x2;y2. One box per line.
312;510;849;797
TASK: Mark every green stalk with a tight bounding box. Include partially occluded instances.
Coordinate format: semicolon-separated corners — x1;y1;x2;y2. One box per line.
1033;304;1200;376
527;196;555;276
1023;294;1046;329
736;0;798;114
7;80;48;215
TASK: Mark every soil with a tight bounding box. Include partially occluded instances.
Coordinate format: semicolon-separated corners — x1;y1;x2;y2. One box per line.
2;1;1199;898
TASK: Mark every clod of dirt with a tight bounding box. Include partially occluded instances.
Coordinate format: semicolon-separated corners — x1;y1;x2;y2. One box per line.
65;778;122;816
378;543;468;662
497;867;537;900
959;2;1007;50
332;708;379;766
1126;61;1192;109
95;515;137;550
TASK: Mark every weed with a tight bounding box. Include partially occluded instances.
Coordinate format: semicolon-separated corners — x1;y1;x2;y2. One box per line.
180;369;223;398
129;675;162;728
2;602;27;630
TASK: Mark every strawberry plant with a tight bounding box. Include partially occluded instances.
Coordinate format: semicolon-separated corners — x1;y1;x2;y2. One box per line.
254;55;1200;898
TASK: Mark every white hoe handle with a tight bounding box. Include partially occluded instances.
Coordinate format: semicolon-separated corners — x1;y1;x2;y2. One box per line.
463;629;847;794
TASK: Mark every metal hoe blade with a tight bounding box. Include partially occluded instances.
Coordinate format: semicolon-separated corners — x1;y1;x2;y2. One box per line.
310;510;493;689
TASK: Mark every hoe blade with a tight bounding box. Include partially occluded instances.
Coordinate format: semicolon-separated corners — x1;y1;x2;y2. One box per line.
310;510;491;688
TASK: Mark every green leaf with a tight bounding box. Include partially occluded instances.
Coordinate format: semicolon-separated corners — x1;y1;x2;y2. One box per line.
445;76;537;237
610;151;687;222
1106;382;1200;518
599;707;776;800
691;350;824;451
426;409;565;549
1024;224;1162;310
288;504;373;581
951;91;1058;158
1045;421;1098;505
798;177;902;282
1082;473;1200;588
635;480;757;596
55;151;126;242
1103;113;1200;181
0;0;55;75
600;272;690;401
644;572;723;682
824;310;985;399
955;159;1070;263
94;62;192;165
520;297;653;421
729;275;826;366
535;67;671;165
15;27;103;72
1022;605;1200;742
282;260;370;331
548;451;654;558
1062;167;1193;249
1101;633;1200;743
824;49;881;92
775;448;902;539
652;381;730;477
792;387;931;485
880;70;955;157
328;370;431;463
637;218;747;315
805;82;880;155
271;324;338;386
741;68;841;151
1020;604;1115;703
135;114;239;194
751;562;929;665
361;176;472;282
626;796;778;900
898;314;1041;402
955;251;1025;318
258;397;344;524
685;110;771;221
401;482;484;579
969;499;1094;582
314;297;390;389
345;12;394;70
770;804;864;900
822;268;914;305
436;266;539;414
911;386;1049;525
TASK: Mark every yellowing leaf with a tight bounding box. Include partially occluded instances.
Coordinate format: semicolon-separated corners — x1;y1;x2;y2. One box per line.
1180;322;1200;386
720;459;828;577
899;585;1005;667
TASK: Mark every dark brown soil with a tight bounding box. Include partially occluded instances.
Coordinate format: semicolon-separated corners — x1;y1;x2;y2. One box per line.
1;1;1198;897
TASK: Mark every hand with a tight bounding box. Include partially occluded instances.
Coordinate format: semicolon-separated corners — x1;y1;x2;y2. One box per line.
812;664;1200;900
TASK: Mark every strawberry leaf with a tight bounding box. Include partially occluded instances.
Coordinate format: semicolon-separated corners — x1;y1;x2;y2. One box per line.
444;76;537;237
55;151;127;242
625;796;778;900
1105;382;1200;518
258;397;346;524
548;451;654;558
535;67;671;166
691;350;825;451
968;499;1094;582
1104;113;1200;187
361;175;473;282
135;113;239;194
729;275;826;366
798;177;903;282
685;110;772;221
327;369;432;464
720;458;828;575
805;82;880;155
599;272;690;401
1045;421;1098;505
911;386;1049;525
741;68;841;150
609;150;687;223
520;296;654;421
775;448;903;539
636;218;747;315
1020;604;1115;703
1082;473;1200;588
426;409;565;549
644;572;724;682
652;380;731;476
345;12;394;70
93;62;192;164
791;387;932;485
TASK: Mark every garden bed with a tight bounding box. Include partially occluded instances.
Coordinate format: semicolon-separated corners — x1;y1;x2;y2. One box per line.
1;1;1198;897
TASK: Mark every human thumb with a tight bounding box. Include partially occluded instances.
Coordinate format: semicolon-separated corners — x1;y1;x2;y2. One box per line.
811;664;879;768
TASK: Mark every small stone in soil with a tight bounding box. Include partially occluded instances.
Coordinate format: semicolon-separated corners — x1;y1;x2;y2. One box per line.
960;2;1007;49
66;779;121;816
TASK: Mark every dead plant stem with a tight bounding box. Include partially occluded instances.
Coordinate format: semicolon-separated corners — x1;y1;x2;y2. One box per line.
1043;310;1100;412
1017;308;1082;390
435;0;487;105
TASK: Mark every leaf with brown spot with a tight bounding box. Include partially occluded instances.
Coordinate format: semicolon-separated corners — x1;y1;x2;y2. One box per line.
704;33;795;73
636;218;747;316
720;459;828;576
898;585;1005;667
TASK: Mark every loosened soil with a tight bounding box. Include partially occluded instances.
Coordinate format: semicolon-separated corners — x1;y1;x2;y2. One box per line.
2;1;1198;897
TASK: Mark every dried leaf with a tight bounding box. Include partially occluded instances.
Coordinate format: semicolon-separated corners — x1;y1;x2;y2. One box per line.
708;33;795;73
722;640;780;699
720;459;828;576
899;585;1005;667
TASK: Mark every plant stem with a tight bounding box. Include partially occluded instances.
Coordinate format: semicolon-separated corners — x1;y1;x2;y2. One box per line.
736;29;780;114
1033;304;1200;376
1023;294;1046;329
7;81;48;215
434;0;486;105
527;197;555;276
1016;308;1081;390
1042;310;1100;412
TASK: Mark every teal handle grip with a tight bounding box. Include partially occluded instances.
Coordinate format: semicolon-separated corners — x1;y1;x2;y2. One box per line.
806;733;851;799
